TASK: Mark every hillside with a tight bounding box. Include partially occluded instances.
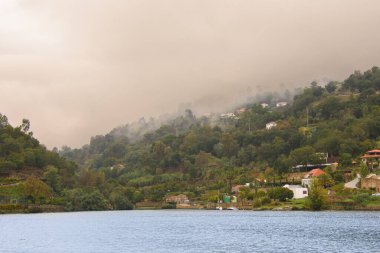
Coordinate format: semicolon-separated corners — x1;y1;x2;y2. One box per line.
1;66;380;213
57;66;380;210
0;117;77;212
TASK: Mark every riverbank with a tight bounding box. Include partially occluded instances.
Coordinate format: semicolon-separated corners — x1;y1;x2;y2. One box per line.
2;196;380;214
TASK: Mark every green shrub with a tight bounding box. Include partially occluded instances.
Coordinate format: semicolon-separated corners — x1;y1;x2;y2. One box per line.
162;202;176;209
260;197;271;205
353;193;370;206
268;187;294;202
252;198;262;208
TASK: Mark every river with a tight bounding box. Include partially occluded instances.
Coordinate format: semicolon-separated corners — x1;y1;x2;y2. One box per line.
0;210;379;252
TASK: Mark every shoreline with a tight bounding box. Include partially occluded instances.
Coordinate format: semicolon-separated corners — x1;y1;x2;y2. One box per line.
2;205;380;215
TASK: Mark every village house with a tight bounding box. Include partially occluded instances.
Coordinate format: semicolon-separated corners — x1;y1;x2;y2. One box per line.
265;121;277;130
361;174;380;192
276;102;288;107
165;194;189;204
301;168;326;187
361;149;380;171
220;113;239;120
283;184;308;199
260;103;269;108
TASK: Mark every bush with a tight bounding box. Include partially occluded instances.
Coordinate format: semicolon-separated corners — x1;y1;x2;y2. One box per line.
260;196;271;205
268;187;294;202
162;202;176;209
353;193;370;206
63;188;109;211
0;204;23;211
252;198;262;208
110;190;134;210
306;179;328;210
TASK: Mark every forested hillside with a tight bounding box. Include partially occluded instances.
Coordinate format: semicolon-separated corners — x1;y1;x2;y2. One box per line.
0;116;77;212
1;67;380;212
58;66;380;209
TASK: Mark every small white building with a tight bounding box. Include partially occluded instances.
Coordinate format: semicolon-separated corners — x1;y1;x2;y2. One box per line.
301;168;326;187
265;121;277;130
276;102;288;107
260;103;269;108
283;184;308;199
220;112;239;120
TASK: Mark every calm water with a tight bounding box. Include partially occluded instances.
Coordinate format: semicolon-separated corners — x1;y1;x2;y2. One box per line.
0;210;379;253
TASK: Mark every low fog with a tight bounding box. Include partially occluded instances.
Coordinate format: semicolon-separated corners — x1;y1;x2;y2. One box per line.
1;0;380;148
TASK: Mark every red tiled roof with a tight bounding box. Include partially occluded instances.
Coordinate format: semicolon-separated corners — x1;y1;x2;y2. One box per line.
308;168;325;177
362;154;380;159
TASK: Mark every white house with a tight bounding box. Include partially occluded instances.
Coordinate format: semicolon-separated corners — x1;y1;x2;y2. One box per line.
276;102;288;107
283;184;308;199
265;121;277;130
260;103;269;108
301;168;326;187
220;112;239;120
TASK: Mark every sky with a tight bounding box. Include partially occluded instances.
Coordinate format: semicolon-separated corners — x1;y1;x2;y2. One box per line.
1;0;380;149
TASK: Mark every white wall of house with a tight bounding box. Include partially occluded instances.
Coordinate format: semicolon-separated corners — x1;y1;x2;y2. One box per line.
266;122;277;130
301;178;312;187
283;185;308;199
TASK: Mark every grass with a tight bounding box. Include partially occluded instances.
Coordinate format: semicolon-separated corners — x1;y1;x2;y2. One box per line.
366;196;380;207
255;198;307;210
0;184;24;198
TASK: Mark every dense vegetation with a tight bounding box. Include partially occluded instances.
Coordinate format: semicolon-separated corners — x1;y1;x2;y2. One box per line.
1;66;380;212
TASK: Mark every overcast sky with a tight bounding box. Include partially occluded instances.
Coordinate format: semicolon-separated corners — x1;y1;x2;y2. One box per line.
1;0;380;148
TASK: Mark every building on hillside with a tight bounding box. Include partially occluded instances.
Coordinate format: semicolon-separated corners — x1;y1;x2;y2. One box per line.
283;184;308;199
361;174;380;192
265;121;277;130
220;113;239;120
260;103;269;108
232;185;247;193
361;150;380;171
165;194;189;204
110;164;125;171
236;108;247;114
301;168;326;187
276;102;288;107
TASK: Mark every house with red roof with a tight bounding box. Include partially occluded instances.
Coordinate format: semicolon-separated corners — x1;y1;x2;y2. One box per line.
361;150;380;171
301;168;326;187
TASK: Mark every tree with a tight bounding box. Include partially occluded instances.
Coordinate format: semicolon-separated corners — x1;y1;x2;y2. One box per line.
0;113;8;127
359;162;369;177
109;188;134;210
63;188;108;211
195;151;209;169
268;187;293;201
318;173;335;188
325;81;337;93
238;186;253;204
23;175;52;204
289;146;320;167
21;119;30;133
220;132;239;157
306;178;328;210
43;165;62;194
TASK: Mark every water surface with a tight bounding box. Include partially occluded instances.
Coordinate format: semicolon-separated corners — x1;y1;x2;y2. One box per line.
1;210;379;253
